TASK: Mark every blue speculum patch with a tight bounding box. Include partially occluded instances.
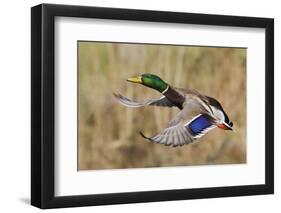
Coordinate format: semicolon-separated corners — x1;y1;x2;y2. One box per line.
188;115;212;135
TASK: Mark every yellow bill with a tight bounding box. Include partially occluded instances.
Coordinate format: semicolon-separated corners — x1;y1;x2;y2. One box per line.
127;76;142;84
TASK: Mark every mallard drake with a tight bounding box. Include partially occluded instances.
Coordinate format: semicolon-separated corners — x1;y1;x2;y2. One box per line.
114;74;233;147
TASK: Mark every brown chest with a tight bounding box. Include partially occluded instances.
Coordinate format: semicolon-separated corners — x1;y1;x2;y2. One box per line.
163;87;185;109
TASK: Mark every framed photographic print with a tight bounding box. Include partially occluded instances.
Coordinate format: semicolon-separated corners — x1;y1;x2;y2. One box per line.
31;3;274;209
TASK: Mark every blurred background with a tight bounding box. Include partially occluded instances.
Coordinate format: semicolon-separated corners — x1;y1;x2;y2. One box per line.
78;41;246;170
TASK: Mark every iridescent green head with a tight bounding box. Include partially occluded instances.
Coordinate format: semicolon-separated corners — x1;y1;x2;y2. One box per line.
127;74;168;93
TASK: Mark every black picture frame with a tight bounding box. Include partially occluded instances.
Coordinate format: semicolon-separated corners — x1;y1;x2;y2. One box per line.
31;3;274;209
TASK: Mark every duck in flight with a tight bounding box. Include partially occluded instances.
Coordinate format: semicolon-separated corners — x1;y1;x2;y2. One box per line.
114;74;233;147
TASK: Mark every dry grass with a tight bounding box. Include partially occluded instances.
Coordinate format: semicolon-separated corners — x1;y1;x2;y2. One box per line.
78;41;246;170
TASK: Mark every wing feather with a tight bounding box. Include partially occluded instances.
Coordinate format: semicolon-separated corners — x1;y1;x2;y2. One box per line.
140;124;194;147
140;113;217;147
113;93;174;108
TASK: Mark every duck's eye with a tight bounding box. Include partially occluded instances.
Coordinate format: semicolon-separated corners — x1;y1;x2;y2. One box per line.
229;122;233;127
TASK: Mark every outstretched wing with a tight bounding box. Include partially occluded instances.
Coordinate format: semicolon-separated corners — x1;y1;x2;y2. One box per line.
141;113;216;147
113;93;175;108
140;98;217;147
